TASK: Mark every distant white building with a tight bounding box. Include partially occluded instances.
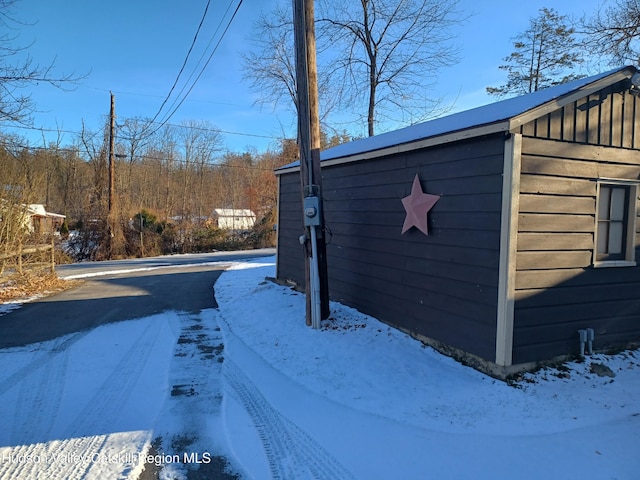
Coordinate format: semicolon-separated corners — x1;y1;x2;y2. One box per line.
212;209;256;231
26;204;66;234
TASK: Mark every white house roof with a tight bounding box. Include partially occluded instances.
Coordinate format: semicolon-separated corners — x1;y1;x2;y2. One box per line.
27;204;65;218
28;204;48;216
276;66;637;172
213;209;255;217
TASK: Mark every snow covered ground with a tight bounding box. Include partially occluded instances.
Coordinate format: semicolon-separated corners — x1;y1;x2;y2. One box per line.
0;255;638;479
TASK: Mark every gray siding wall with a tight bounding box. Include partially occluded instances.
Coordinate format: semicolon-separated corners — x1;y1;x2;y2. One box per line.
512;137;640;364
277;135;506;361
276;174;306;284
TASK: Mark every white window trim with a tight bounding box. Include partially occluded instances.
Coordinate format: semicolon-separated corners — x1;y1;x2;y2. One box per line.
593;179;638;268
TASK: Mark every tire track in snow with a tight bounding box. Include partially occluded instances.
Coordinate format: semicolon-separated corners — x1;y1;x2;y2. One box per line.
0;319;163;480
0;331;88;396
59;319;163;480
10;336;75;445
0;331;89;478
0;332;91;480
68;319;161;437
223;357;354;480
0;443;48;480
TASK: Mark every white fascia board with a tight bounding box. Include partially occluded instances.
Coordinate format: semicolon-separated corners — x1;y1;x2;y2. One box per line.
274;121;511;174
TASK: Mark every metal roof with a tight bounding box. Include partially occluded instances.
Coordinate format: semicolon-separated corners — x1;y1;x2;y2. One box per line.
276;66;637;173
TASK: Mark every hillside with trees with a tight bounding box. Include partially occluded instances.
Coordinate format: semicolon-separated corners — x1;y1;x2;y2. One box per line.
1;128;301;261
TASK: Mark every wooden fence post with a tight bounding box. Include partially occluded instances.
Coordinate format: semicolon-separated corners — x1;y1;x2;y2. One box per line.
50;236;55;273
17;240;22;275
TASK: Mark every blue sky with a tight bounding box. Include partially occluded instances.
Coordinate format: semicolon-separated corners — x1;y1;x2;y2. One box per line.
3;0;608;153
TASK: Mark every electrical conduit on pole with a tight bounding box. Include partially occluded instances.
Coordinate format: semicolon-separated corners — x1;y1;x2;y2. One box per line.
310;226;321;329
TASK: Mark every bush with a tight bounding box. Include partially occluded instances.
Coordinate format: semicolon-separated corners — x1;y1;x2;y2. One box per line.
59;221;69;238
64;211;274;261
64;221;107;262
247;209;277;249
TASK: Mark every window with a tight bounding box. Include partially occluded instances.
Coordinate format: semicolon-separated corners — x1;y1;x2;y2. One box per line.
595;182;638;266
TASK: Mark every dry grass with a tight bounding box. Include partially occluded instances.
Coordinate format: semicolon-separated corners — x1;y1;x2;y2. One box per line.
0;272;81;304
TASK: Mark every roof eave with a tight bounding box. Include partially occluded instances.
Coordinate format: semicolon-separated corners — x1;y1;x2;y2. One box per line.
509;67;635;130
274;66;638;176
274;120;511;174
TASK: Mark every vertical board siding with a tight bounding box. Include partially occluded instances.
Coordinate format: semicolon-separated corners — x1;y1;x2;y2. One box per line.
277;135;506;361
520;81;640;148
512;136;640;364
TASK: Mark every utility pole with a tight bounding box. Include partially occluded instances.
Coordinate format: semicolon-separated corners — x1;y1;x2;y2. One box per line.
108;92;116;258
139;214;145;257
305;0;330;321
293;0;329;328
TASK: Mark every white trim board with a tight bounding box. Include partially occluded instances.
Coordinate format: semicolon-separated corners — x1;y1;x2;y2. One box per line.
495;133;522;367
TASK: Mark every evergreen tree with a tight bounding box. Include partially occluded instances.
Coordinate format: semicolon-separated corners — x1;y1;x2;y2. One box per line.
487;8;583;97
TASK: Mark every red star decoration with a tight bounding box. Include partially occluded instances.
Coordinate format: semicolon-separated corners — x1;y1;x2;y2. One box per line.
401;174;440;236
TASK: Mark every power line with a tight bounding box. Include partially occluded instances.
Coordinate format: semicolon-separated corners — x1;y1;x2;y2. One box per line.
0;123;102;140
90;86;246;107
154;0;235;126
144;0;244;139
0;141;81;155
1;1;262;148
1;120;282;143
0;1;270;151
143;0;212;133
0;140;282;171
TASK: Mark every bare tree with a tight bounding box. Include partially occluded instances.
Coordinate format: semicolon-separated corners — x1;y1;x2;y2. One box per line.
243;3;297;112
581;0;640;66
0;0;84;255
242;1;338;125
50;146;86;226
185;120;223;220
0;0;82;125
0;137;37;256
157;126;178;223
116;117;151;216
79;121;108;220
317;0;464;136
487;8;584;97
1;121;294;259
173;120;223;222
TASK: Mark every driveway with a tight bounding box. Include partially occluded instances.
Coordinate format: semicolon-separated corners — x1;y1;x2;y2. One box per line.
0;249;274;479
0;249;275;349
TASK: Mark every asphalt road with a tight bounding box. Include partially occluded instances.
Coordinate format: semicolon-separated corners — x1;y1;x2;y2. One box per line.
55;248;276;279
0;249;275;349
